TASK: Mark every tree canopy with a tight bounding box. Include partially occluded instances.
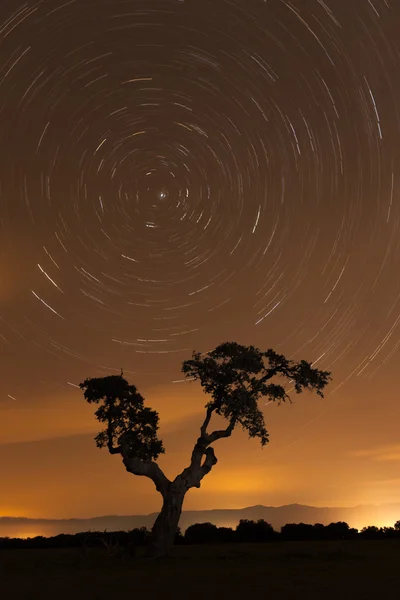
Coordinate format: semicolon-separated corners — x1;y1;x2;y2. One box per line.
182;341;331;446
80;374;164;461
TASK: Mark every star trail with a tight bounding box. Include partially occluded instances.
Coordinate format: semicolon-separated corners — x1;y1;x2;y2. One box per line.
1;0;400;519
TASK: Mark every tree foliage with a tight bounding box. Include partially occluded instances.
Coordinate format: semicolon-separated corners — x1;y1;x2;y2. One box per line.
182;341;331;446
79;374;164;461
184;522;220;544
236;519;276;542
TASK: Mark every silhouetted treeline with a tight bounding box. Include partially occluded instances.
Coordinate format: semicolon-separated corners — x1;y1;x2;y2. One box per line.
0;527;152;552
1;519;400;550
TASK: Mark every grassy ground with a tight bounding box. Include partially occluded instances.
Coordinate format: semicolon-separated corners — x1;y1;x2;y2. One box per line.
1;540;399;599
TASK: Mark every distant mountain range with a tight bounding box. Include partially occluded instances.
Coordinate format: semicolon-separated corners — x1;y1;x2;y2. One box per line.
2;503;400;538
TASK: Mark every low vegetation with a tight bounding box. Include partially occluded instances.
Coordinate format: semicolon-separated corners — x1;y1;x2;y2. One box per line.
2;518;400;550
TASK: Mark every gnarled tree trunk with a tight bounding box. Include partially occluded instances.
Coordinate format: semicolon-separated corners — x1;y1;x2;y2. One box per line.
145;437;221;557
120;420;231;558
146;482;186;558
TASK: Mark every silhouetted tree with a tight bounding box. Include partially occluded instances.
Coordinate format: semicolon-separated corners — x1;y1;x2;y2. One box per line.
217;526;236;543
394;520;400;531
129;526;150;546
185;522;220;544
325;521;352;540
381;526;397;539
80;342;331;557
360;526;383;540
281;521;358;542
236;519;277;542
312;523;326;540
281;522;315;541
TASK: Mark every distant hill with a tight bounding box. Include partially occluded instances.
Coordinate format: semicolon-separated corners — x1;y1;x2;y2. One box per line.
2;503;400;538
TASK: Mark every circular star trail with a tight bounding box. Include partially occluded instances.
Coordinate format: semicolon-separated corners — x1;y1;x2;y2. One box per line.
1;0;400;399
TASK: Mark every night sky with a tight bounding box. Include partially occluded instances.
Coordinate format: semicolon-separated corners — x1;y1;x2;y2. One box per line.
1;0;400;527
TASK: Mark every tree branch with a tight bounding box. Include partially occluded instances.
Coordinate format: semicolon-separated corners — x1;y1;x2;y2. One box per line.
175;415;236;492
200;405;214;437
107;442;122;455
256;356;294;389
191;447;219;488
199;447;218;478
208;417;237;444
107;418;121;454
257;368;280;387
122;454;171;496
178;446;218;489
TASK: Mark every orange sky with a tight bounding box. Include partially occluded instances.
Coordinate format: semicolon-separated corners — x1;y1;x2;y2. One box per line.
2;367;400;520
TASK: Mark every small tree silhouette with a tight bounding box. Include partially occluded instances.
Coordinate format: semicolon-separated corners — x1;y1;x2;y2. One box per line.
184;522;220;544
325;521;351;540
98;530;121;557
236;519;276;542
80;341;331;558
79;530;92;557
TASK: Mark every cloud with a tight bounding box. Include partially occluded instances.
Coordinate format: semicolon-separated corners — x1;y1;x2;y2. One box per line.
349;443;400;462
0;381;207;446
0;402;97;445
366;478;400;486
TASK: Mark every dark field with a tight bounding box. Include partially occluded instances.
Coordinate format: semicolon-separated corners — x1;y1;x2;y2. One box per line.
1;541;399;599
